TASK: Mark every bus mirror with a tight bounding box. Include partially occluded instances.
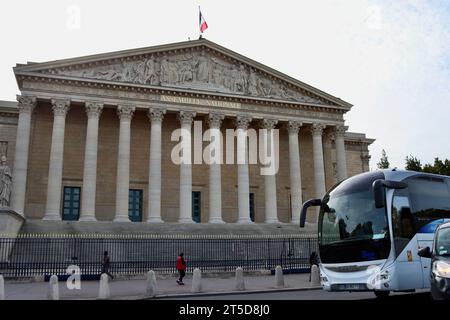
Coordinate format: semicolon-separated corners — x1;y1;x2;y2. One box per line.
372;179;386;209
300;199;322;228
418;247;432;259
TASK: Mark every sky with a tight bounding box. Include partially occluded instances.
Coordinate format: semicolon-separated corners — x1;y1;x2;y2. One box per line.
1;0;449;170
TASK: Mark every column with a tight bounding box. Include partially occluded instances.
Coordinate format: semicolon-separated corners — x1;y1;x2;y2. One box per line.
43;99;71;220
147;107;166;223
178;111;196;223
335;125;348;182
262;119;279;223
288;120;303;224
236;115;252;223
79;102;103;221
207;113;225;223
114;105;135;222
311;123;327;200
11;95;37;216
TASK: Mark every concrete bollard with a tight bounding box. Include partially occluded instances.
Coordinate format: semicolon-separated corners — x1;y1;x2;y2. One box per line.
191;268;202;293
311;265;320;286
275;266;284;288
235;267;245;291
47;275;59;300
0;275;4;300
98;273;111;299
146;270;157;298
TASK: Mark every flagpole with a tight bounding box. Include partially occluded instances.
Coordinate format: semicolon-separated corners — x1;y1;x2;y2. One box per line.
198;5;202;39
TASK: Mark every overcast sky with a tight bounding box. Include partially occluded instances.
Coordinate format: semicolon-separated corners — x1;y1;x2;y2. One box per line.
1;0;449;170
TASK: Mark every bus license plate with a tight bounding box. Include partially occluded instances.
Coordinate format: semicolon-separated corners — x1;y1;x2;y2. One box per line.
340;284;366;290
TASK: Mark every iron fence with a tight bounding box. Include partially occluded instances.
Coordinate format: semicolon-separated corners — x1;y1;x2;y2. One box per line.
0;234;318;278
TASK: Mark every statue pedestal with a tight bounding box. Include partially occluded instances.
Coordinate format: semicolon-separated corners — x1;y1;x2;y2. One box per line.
0;208;25;236
0;209;25;264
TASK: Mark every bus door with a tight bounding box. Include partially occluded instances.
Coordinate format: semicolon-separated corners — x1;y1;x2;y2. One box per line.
417;233;433;288
392;194;423;290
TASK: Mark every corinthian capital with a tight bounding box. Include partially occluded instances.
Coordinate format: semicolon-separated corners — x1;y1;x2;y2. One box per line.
117;105;135;121
16;95;37;114
235;115;252;130
335;125;349;137
287;120;303;134
178;110;196;125
310;123;325;136
261;118;278;130
51;99;71;117
208;113;225;129
148;108;166;122
85;102;104;119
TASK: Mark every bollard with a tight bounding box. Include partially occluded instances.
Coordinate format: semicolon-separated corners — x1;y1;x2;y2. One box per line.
146;270;157;298
311;265;320;286
191;268;202;293
235;267;245;291
98;273;111;299
47;275;59;300
0;275;4;300
275;266;284;288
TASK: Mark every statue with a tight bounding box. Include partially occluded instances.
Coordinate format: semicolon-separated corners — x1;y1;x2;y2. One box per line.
196;51;212;83
0;156;12;208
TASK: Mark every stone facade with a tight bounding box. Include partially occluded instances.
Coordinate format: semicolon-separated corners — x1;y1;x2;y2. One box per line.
1;38;374;225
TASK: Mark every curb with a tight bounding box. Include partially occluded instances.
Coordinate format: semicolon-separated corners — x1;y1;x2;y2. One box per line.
139;286;323;300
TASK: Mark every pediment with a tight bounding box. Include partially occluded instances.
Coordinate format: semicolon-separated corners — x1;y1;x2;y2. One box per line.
14;39;351;109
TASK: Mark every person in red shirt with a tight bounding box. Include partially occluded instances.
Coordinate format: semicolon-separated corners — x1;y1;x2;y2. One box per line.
176;253;186;285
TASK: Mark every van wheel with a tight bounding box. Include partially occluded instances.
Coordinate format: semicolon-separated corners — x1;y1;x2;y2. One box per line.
374;291;390;299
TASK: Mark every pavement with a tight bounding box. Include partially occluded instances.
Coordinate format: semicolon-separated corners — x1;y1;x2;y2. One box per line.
2;272;321;300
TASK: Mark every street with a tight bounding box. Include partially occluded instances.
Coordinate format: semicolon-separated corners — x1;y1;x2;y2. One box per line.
164;289;431;300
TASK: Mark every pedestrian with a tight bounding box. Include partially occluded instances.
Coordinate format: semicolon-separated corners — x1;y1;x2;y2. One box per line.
101;251;114;280
176;253;186;285
309;251;319;282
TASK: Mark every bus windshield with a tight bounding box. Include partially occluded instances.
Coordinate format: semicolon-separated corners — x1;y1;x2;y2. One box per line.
319;171;391;263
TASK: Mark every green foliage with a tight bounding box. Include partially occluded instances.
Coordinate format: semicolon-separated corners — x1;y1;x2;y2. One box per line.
405;155;422;172
404;156;450;176
377;149;390;169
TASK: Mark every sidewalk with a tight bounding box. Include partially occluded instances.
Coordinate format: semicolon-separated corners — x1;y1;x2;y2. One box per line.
3;273;321;300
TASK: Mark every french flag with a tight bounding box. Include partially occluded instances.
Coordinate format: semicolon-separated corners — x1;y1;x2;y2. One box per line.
199;8;208;33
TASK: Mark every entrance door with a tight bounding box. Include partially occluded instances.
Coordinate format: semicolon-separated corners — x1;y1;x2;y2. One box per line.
128;189;143;222
249;193;255;222
62;187;81;221
192;191;201;223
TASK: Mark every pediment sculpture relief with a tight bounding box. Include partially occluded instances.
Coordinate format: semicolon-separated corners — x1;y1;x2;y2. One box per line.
46;51;324;104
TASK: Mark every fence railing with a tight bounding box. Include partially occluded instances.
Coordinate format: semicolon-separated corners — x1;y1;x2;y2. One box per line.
0;234;318;278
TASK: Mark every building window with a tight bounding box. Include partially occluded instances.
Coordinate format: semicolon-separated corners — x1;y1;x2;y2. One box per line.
192;191;201;223
249;193;255;222
62;187;81;221
128;189;143;222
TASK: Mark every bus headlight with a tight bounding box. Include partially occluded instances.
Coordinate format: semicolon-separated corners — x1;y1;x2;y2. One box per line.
433;261;450;279
376;270;390;282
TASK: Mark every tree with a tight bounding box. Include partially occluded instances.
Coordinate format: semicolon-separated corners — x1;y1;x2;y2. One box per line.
423;158;450;176
405;155;422;172
377;149;390;169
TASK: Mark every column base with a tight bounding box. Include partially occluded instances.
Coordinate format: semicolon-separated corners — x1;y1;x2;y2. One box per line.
264;218;280;224
178;218;194;223
237;218;253;224
43;213;61;221
113;216;131;222
208;218;225;224
79;215;97;222
146;217;164;223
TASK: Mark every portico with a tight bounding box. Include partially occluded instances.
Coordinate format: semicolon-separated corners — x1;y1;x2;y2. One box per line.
4;38;374;224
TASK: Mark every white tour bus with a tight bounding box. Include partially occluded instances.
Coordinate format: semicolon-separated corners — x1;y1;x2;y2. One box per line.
300;169;450;298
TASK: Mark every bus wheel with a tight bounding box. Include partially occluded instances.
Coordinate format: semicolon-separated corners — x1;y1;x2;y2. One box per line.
374;291;390;299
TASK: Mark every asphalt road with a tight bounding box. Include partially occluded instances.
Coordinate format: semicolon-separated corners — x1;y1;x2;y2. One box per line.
164;289;431;300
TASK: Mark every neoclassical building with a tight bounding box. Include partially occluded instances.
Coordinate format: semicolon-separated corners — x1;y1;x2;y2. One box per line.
0;38;373;225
